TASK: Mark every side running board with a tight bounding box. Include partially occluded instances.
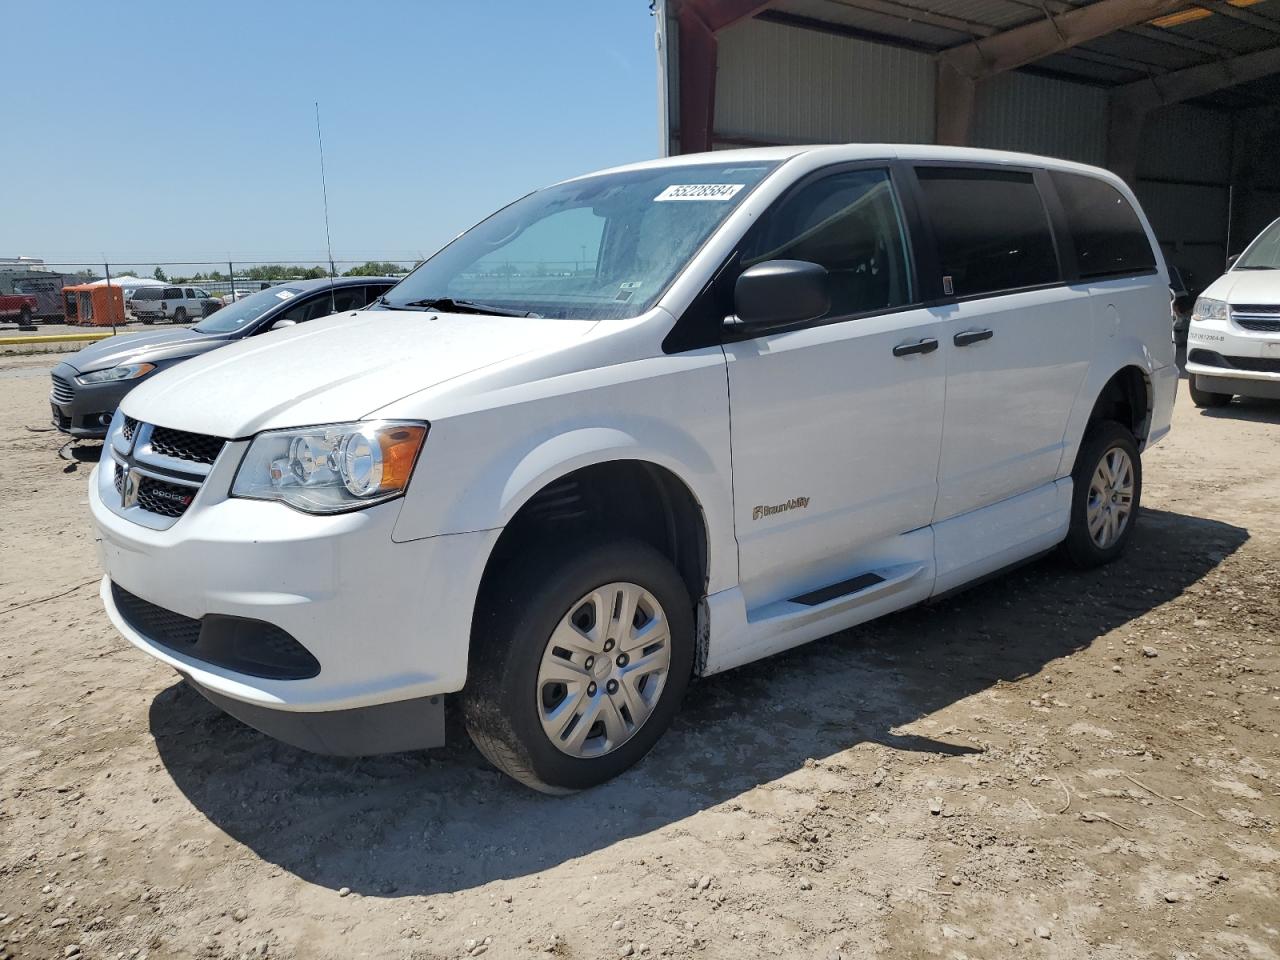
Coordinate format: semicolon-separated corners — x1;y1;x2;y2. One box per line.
747;562;928;627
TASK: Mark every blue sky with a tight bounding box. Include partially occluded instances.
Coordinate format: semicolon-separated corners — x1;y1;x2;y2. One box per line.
0;1;660;270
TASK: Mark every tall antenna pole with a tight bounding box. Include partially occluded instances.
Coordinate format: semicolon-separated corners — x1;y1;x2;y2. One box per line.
315;102;337;294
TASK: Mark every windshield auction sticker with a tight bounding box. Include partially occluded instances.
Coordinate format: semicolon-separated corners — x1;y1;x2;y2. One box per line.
655;183;745;202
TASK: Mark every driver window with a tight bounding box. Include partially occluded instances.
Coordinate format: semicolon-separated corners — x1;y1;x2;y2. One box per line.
743;168;914;322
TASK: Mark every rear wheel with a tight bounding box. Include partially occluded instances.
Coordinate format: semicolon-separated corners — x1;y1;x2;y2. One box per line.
463;540;695;794
1063;420;1142;569
172;307;188;324
1189;375;1232;408
17;306;34;328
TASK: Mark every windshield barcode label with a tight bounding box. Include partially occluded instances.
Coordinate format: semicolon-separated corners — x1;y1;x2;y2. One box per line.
655;183;745;202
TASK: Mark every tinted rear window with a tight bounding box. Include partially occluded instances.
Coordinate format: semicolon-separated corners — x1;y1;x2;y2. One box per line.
1050;171;1155;280
132;288;162;299
917;167;1059;298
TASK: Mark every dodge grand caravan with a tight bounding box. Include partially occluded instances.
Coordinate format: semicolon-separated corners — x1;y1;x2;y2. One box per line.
91;145;1176;793
1185;216;1280;407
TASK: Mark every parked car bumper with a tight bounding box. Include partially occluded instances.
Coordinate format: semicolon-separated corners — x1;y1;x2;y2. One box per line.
49;361;133;439
89;459;500;754
1185;321;1280;399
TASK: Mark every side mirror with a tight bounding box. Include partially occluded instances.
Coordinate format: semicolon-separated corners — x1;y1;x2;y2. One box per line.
1226;253;1239;269
729;259;830;331
271;318;297;330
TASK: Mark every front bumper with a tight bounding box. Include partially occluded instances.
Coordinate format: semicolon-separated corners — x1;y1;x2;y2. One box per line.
91;462;500;751
1185;320;1280;399
50;361;133;439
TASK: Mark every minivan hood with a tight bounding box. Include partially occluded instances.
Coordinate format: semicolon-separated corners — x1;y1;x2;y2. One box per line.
1204;269;1280;305
64;327;220;373
120;311;593;438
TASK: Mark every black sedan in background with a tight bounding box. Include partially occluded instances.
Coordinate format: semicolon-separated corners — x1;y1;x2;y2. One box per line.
50;277;397;439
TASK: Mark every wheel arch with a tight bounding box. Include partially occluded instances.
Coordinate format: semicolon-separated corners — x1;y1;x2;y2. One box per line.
1087;364;1152;443
470;455;712;675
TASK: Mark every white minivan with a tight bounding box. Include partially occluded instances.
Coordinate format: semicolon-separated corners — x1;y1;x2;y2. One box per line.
90;145;1176;792
1185;216;1280;407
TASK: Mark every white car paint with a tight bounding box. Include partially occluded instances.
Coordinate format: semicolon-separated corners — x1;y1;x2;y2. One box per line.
89;143;1175;751
1185;227;1280;401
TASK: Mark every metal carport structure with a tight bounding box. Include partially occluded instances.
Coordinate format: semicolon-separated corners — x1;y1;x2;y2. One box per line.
656;0;1280;288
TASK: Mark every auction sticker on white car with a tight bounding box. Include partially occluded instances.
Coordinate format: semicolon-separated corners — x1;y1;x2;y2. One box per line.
655;183;745;201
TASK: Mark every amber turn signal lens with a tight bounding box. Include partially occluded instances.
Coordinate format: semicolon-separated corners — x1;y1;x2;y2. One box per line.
376;424;428;492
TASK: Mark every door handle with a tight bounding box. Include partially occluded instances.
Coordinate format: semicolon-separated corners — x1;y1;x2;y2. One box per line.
953;328;993;347
892;338;939;357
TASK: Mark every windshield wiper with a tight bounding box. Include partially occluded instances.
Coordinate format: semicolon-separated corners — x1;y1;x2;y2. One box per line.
398;296;535;317
1234;265;1279;270
375;296;422;310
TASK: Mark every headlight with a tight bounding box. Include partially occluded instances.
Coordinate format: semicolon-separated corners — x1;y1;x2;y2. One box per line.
76;362;155;384
231;420;428;514
1190;297;1227;324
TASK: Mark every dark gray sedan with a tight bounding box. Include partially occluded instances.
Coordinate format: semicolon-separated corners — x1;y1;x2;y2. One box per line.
50;276;397;439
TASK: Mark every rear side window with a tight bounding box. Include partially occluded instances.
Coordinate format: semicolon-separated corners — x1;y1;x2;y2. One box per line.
164;287;183;299
1051;171;1155;280
916;167;1059;298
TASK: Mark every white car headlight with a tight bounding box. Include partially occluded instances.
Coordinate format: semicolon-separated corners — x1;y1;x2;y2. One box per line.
1190;297;1227;324
76;362;156;384
231;420;428;514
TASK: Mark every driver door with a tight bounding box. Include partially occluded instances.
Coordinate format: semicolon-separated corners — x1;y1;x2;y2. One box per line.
724;165;946;611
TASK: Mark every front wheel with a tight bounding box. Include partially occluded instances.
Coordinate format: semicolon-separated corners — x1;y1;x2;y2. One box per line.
463;540;695;794
1189;375;1232;408
1062;420;1142;569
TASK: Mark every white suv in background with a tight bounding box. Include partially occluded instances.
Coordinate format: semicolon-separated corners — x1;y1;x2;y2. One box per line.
1185;217;1280;407
127;285;221;324
90;145;1176;793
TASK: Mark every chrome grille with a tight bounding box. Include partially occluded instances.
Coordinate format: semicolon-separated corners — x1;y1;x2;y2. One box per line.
149;426;226;465
1232;305;1280;333
102;418;224;529
50;374;74;404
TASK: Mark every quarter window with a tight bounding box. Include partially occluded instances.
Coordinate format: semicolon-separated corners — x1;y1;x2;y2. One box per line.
1050;171;1156;280
916;168;1059;297
743;168;914;321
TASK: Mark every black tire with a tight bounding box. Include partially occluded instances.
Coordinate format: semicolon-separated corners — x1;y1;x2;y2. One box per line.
463;539;695;794
18;306;33;326
141;317;154;325
172;307;188;324
1189;375;1232;408
1062;420;1142;569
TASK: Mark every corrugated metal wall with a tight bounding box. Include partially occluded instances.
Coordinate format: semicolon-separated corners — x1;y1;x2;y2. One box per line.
1132;103;1234;288
970;72;1108;166
714;18;935;145
691;13;1253;290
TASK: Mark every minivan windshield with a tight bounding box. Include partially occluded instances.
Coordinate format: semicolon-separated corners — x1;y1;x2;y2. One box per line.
378;160;779;320
194;286;303;334
1235;218;1280;270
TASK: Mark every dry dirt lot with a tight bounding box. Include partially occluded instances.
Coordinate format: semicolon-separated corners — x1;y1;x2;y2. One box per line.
1;353;1277;960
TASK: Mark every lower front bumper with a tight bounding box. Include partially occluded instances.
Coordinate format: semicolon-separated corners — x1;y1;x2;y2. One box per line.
1187;367;1280;399
188;678;445;755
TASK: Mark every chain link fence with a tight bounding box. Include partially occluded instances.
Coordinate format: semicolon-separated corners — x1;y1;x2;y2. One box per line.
0;259;419;331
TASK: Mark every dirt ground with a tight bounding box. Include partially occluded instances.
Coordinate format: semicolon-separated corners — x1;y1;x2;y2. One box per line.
1;352;1276;960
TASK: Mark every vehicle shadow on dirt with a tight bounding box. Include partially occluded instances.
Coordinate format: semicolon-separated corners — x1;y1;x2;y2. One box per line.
150;506;1247;897
1195;396;1280;423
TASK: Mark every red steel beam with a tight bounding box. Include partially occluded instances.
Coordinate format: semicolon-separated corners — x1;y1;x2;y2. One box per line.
675;1;780;154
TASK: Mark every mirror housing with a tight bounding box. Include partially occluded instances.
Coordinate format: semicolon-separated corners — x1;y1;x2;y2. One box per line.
1226;253;1239;269
271;318;297;330
730;259;830;331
